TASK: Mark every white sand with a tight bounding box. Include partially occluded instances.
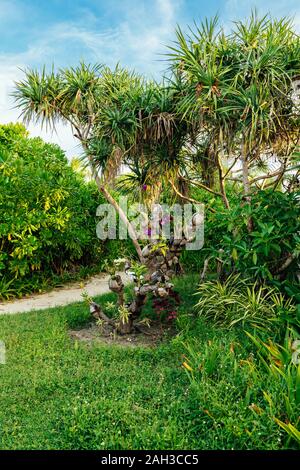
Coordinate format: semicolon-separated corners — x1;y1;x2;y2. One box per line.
0;273;128;315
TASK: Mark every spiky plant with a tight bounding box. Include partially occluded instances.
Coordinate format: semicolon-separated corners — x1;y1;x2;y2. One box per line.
168;12;300;203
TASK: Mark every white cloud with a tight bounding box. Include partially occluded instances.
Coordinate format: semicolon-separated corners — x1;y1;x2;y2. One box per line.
1;0;297;157
0;0;183;157
0;0;183;156
156;0;176;25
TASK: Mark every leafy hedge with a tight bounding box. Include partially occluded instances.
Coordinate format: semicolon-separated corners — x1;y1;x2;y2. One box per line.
0;123;105;298
206;190;300;278
181;187;300;294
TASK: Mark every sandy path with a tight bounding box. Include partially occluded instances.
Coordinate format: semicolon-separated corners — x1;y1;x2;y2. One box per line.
0;273;128;315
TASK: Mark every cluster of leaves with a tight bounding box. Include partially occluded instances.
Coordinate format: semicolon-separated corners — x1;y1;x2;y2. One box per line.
0;124;105;298
200;189;300;282
152;290;181;323
246;329;300;445
169;13;300;167
13;64;188;203
194;274;297;331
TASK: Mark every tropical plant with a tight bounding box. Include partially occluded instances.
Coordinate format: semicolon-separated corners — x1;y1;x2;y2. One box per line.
200;189;300;282
13;65;191;260
194;274;296;330
246;329;300;446
13;65;145;260
168;12;300;209
0;123;104;298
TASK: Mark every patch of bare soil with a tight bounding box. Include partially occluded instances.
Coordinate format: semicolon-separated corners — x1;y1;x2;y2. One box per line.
69;321;176;348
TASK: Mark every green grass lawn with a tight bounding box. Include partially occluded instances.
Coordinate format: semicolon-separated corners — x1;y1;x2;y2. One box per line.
0;275;294;450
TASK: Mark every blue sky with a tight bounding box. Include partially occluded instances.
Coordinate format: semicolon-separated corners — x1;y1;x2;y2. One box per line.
0;0;299;155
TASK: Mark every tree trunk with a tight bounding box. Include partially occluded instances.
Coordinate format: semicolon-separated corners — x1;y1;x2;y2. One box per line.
99;184;144;263
217;153;230;209
216;131;230;210
240;148;251;199
77;142;144;262
218;168;230;209
240;142;253;232
200;147;215;188
90;162;144;263
118;317;134;335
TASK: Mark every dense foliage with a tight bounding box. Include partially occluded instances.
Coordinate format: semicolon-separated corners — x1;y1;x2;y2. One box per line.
0;124;105;298
197;189;300;281
194;274;297;330
1;11;300;451
13;13;300;264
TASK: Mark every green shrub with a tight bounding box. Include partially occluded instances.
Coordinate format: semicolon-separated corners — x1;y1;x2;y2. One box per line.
194;275;296;331
202;189;300;283
0;123;106;298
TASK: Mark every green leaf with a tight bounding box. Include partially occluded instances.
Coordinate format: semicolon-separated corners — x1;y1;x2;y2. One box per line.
231;248;238;261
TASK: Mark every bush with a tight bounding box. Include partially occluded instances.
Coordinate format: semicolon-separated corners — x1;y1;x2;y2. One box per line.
0;123;106;298
194;275;296;331
180;187;300;292
203;189;300;282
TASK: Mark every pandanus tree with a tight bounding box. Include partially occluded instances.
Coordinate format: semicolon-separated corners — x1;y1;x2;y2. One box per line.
13;64;146;261
14;65;192;261
168;13;300;207
168;17;238;209
88;76;190;207
220;14;300;199
14;66;194;334
82;79;195;334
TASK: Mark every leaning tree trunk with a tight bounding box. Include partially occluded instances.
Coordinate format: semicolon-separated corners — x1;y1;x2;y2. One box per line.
87;203;202;335
88;236;192;334
78;140;145;262
89;159;144;263
240;149;251;199
240;141;253;232
217;160;230;209
216;135;230;210
99;184;144;263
